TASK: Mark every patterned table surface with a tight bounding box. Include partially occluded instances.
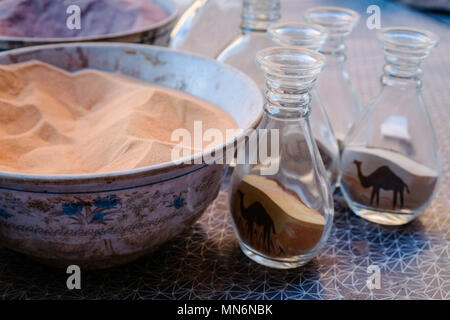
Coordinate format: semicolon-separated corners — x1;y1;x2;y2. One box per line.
0;0;449;299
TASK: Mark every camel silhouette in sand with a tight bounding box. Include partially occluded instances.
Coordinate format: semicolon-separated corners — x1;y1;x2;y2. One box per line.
353;160;410;209
236;190;275;253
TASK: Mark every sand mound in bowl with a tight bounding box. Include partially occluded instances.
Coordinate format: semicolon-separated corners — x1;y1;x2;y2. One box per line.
0;60;238;175
0;0;169;38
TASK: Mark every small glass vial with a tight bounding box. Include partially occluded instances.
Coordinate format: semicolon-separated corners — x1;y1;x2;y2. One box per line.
340;27;440;225
304;6;362;150
216;0;281;89
268;22;340;191
230;47;334;269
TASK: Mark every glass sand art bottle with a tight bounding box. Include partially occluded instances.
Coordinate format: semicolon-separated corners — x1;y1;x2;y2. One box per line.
216;0;281;89
169;0;242;57
340;27;440;226
304;6;362;150
268;22;339;191
169;0;210;50
230;47;334;269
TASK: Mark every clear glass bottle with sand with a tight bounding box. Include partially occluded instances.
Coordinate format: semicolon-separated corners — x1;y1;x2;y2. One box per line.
229;47;333;269
268;22;339;191
340;27;440;225
304;6;362;149
216;0;280;89
169;0;210;50
169;0;242;58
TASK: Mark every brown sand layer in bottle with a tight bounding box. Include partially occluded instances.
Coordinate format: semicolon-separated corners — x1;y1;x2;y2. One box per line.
232;174;325;258
0;0;169;38
0;60;238;175
341;147;438;211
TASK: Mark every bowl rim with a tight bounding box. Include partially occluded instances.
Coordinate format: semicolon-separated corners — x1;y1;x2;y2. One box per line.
0;0;178;44
0;42;263;182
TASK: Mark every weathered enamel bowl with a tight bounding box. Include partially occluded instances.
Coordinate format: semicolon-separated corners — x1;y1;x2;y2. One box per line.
0;0;178;51
0;43;263;269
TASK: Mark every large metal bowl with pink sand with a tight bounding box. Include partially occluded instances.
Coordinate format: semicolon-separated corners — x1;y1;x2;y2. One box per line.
0;0;178;51
0;43;263;269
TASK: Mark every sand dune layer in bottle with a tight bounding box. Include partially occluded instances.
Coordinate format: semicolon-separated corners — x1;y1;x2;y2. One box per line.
232;174;325;258
341;146;438;212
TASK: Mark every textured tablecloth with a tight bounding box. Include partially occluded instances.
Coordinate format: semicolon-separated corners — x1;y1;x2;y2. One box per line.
0;0;448;300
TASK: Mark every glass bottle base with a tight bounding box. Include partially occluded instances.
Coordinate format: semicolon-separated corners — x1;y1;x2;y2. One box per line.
238;241;317;269
342;192;420;226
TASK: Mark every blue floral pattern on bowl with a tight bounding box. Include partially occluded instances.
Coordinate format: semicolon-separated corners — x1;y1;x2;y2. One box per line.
0;208;12;220
94;195;120;209
62;202;83;216
61;194;121;224
0;165;224;269
173;197;185;209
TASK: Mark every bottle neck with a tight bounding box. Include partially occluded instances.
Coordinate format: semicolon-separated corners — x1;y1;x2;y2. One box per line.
319;35;347;64
263;78;313;119
241;0;280;32
381;55;423;88
256;47;324;121
320;35;345;53
376;27;438;89
322;51;346;65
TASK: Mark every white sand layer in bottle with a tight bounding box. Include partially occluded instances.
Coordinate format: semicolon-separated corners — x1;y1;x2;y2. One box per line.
341;146;438;211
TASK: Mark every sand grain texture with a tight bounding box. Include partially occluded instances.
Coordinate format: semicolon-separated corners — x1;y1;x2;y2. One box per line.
0;61;237;175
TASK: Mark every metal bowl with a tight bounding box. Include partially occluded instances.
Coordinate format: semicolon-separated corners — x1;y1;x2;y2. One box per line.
0;0;178;51
0;43;263;269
